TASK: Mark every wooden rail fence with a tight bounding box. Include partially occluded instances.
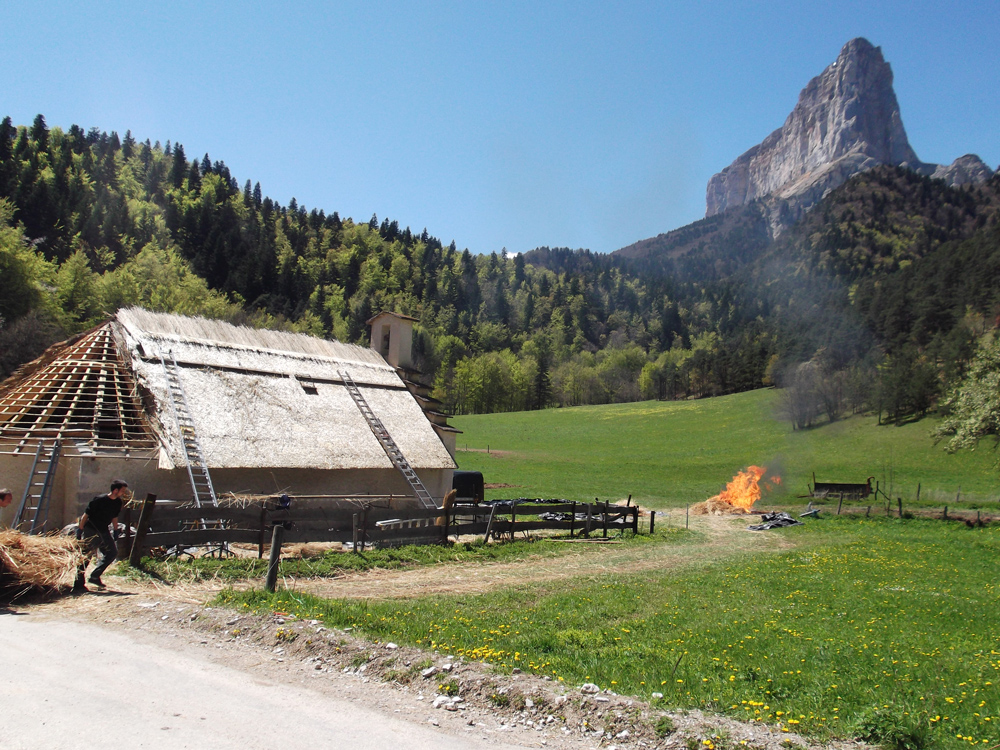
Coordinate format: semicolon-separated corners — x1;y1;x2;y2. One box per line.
124;498;641;560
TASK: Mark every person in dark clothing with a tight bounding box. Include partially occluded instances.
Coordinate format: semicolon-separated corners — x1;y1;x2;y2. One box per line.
75;479;129;591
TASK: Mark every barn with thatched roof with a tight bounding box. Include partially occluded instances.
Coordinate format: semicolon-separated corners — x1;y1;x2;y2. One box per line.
0;308;457;530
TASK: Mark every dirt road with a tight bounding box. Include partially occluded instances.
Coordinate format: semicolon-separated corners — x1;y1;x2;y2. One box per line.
0;611;538;750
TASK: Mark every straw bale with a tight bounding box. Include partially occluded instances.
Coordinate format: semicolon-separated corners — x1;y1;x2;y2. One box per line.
0;530;83;597
690;498;751;516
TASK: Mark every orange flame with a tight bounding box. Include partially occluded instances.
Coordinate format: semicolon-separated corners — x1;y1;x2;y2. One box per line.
708;465;781;512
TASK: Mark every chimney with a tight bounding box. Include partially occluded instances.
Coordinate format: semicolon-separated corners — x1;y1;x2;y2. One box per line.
366;311;418;370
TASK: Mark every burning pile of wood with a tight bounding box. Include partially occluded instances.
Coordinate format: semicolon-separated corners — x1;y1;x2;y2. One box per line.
0;530;83;598
691;466;781;515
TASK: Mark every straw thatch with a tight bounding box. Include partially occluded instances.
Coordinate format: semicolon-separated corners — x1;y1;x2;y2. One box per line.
112;308;456;472
690;498;752;516
0;530;83;597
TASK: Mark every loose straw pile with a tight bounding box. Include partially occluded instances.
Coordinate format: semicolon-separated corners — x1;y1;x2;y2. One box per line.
0;530;83;597
690;498;751;516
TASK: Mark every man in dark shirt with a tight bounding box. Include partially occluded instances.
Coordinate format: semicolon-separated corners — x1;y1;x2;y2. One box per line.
75;479;129;591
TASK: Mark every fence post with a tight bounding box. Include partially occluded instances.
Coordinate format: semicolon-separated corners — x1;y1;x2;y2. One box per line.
265;523;284;592
943;505;948;520
352;513;359;554
128;493;157;567
570;501;576;537
898;498;903;519
649;510;655;535
510;502;516;541
836;495;843;515
258;505;268;559
600;499;608;539
916;483;921;503
686;504;689;529
584;504;592;538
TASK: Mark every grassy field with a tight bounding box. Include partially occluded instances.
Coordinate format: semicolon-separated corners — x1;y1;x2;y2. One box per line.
225;516;1000;749
451;389;1000;509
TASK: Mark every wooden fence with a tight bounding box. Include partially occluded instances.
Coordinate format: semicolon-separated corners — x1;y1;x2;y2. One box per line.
123;495;641;561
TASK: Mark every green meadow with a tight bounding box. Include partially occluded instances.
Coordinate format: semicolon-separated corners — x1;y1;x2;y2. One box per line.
451;388;999;509
229;517;1000;749
214;390;1000;749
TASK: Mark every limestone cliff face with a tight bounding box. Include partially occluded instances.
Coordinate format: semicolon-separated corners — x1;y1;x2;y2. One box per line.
931;154;995;186
706;38;919;219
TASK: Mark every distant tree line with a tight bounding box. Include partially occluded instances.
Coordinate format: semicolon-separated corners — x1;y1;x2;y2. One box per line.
2;114;1000;425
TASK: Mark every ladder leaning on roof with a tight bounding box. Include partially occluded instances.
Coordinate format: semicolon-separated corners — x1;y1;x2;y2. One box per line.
338;369;438;509
13;439;62;534
159;352;218;510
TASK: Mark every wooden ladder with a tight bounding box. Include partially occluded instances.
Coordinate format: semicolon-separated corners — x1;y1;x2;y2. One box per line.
14;440;62;533
339;369;437;509
160;352;218;510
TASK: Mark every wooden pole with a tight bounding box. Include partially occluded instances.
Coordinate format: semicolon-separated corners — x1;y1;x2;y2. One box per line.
352;513;359;554
265;523;284;592
258;505;268;559
510;502;516;541
836;495;843;515
649;510;656;535
584;504;592;538
916;483;921;503
686;504;689;529
898;498;903;518
128;493;157;567
601;499;608;539
943;505;948;520
122;504;132;550
570;501;576;537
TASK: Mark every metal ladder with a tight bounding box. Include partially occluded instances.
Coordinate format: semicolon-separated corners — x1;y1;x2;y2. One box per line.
14;440;62;534
160;353;218;510
339;369;437;508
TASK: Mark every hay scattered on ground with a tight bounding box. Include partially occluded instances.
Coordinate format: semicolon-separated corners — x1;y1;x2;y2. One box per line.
690;498;752;516
0;530;83;597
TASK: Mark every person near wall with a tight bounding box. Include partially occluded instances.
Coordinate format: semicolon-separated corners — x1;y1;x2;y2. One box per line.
75;479;129;591
0;488;13;526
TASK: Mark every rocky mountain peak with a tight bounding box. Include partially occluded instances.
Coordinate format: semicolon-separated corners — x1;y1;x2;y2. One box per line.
705;38;920;220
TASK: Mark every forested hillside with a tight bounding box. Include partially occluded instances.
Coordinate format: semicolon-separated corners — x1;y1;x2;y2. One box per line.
2;114;999;423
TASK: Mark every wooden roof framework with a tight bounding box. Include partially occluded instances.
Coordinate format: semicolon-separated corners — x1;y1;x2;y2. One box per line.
0;325;157;454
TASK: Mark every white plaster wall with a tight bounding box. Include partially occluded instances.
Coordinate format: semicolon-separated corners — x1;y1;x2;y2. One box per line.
1;452;455;529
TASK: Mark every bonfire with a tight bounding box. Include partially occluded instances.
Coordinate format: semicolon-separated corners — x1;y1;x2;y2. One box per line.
691;466;781;515
0;530;83;599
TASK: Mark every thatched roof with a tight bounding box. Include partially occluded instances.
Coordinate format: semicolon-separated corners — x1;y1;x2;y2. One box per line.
114;309;455;471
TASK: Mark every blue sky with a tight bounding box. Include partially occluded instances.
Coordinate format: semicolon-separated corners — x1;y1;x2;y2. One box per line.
4;1;998;255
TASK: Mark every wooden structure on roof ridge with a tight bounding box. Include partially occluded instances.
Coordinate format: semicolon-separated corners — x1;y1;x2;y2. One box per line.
0;324;156;455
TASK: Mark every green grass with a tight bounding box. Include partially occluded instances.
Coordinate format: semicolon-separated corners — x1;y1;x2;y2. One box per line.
451;389;1000;509
221;517;1000;749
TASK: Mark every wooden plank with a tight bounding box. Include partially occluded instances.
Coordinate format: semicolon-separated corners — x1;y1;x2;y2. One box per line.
139;529;263;547
147;507;263;525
